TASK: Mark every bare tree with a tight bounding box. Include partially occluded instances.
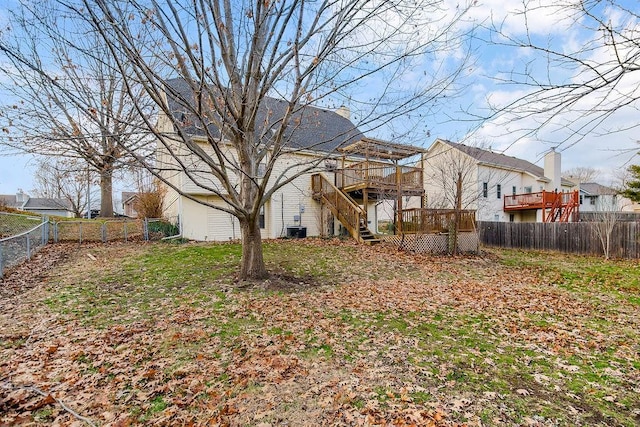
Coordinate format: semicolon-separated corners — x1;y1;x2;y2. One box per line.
0;3;154;217
7;0;474;279
423;140;512;254
486;1;640;150
563;167;601;184
591;195;630;260
31;158;93;217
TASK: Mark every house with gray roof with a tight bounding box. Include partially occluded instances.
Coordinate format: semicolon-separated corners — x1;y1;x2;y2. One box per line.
422;139;578;222
577;182;633;213
158;78;418;241
0;190;74;217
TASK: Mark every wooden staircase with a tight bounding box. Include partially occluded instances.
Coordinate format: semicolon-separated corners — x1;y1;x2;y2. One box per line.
543;191;579;223
312;173;380;244
359;222;381;245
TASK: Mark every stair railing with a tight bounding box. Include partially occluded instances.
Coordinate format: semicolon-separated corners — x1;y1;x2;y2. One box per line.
312;173;366;241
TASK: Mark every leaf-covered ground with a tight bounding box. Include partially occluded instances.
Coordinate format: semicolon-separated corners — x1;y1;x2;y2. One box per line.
0;239;638;426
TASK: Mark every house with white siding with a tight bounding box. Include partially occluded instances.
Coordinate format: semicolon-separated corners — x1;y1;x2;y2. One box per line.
158;78;425;242
422;139;579;222
577;182;632;213
0;190;75;218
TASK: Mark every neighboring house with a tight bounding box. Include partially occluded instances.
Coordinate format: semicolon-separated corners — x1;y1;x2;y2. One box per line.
158;78;424;242
422;139;578;222
578;182;632;212
122;192;140;218
0;190;74;217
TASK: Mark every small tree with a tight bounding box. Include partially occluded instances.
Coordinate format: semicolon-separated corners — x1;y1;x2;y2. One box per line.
424;140;509;254
619;165;640;202
133;181;166;219
591;195;627;260
31;158;93;218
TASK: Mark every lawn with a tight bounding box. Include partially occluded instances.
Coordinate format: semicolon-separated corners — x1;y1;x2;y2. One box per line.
0;239;638;426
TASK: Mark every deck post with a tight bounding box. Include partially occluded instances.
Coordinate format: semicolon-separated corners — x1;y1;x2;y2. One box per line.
363;189;368;225
396;161;402;234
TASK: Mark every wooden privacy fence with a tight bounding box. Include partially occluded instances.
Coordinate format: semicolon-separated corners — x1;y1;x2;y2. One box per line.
478;221;640;258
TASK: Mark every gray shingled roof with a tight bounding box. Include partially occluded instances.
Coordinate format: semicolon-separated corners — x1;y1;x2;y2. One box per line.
580;182;616;195
165;78;364;154
22;197;71;211
439;140;575;187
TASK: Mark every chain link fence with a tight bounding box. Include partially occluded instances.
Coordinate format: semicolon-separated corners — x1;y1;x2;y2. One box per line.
0;215;49;279
0;212;43;238
50;217;179;243
0;213;180;278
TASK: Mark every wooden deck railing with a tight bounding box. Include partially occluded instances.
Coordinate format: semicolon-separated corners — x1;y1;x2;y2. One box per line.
312;173;365;241
336;160;423;192
504;190;579;210
504;190;579;222
399;209;476;234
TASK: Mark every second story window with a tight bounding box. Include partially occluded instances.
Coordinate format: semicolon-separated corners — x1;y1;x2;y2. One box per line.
497;184;502;199
482;182;488;198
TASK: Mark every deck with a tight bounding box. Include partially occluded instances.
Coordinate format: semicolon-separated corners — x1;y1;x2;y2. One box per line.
504;191;578;211
504;190;579;222
336;160;424;197
398;208;476;234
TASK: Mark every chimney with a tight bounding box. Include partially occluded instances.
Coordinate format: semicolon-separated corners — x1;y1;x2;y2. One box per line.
16;189;27;204
544;148;561;191
335;105;350;120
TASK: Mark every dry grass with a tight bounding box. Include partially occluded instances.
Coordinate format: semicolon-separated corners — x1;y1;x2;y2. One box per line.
1;240;638;426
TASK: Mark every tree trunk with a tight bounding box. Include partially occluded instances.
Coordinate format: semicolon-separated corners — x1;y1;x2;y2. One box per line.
239;217;268;280
100;168;114;217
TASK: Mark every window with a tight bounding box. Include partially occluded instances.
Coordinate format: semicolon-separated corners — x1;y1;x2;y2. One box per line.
497;184;502;199
509;214;515;222
524;186;532;194
512;186;516;195
259;205;265;229
482;182;488;198
579;195;583;205
590;197;596;206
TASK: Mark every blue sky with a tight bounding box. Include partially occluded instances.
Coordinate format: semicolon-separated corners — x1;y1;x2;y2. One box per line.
1;0;638;197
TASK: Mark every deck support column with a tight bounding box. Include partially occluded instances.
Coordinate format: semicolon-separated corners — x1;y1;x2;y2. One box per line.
396;161;402;235
363;189;368;226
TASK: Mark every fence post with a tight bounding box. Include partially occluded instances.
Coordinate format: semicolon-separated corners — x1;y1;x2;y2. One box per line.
144;218;149;241
79;222;83;244
54;222;58;243
26;233;31;260
0;244;4;279
102;223;107;243
124;220;128;242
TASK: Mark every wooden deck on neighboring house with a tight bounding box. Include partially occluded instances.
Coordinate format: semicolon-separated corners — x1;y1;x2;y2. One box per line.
504;190;579;222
